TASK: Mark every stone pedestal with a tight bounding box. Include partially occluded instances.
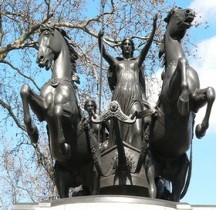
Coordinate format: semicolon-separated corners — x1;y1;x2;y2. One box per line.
12;195;216;210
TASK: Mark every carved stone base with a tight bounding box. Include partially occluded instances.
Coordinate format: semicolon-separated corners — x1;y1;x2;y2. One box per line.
12;196;216;210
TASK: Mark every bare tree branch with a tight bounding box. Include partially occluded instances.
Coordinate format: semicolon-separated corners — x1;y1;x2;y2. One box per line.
55;5;115;39
0;99;26;131
0;6;4;46
0;10;28;20
2;60;40;90
0;14;52;61
17;186;36;203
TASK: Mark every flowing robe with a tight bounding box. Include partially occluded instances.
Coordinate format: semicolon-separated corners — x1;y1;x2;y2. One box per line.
108;57;146;148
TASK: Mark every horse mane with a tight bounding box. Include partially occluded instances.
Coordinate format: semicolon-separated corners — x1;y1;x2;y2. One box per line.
56;27;79;72
164;7;182;23
164;8;175;24
58;28;78;61
159;7;183;67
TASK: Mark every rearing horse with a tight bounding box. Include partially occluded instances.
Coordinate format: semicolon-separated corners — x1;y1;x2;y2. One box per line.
148;8;215;201
20;21;98;197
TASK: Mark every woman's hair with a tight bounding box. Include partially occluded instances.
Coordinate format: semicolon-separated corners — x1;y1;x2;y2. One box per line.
120;37;135;57
120;38;135;52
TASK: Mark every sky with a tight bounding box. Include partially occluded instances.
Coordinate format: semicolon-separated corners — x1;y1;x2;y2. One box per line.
160;0;216;205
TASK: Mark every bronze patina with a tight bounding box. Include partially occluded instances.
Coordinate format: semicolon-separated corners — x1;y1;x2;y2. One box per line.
20;8;215;202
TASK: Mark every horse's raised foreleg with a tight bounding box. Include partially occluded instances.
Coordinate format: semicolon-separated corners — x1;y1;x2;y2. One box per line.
20;84;44;143
177;57;189;116
193;87;215;138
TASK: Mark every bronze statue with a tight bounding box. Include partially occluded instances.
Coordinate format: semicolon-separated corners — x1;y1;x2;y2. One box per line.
95;15;159;197
83;98;110;151
19;8;215;202
146;8;215;201
90;100;153;197
20;21;98;198
98;15;157;149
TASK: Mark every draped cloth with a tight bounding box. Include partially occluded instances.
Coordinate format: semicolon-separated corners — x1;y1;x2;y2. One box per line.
108;57;147;148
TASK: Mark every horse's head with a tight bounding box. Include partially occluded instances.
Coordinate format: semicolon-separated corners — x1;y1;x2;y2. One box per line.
37;21;65;70
164;8;195;40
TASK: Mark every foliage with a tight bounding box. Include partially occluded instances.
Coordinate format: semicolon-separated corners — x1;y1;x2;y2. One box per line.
0;0;181;208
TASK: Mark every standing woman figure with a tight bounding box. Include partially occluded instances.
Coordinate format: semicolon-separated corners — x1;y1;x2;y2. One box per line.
98;15;157;149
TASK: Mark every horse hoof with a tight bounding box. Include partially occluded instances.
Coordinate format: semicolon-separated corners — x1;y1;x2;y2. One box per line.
195;124;206;139
177;92;189;115
60;143;71;159
28;125;39;144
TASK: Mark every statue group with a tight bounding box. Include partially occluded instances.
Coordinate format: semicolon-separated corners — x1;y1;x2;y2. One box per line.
20;8;215;202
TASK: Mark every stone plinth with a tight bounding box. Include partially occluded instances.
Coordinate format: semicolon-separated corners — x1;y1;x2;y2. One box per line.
12;195;216;210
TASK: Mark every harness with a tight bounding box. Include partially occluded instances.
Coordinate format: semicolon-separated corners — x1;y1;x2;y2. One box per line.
49;77;73;88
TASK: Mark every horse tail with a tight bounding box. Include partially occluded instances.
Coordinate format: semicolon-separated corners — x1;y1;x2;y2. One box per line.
180;140;192;199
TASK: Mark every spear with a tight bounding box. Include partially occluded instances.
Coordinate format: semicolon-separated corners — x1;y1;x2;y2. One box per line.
98;0;106;114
